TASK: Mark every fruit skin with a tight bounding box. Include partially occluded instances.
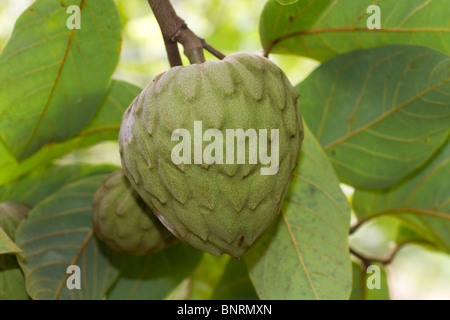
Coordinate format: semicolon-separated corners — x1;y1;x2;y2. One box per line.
92;171;176;256
119;53;303;258
0;201;31;239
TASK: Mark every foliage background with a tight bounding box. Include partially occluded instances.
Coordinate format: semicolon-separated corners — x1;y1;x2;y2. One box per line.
0;0;449;299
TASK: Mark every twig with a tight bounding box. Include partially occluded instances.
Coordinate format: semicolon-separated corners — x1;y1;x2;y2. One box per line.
349;207;449;235
350;239;435;266
163;37;182;67
147;0;206;65
201;39;226;59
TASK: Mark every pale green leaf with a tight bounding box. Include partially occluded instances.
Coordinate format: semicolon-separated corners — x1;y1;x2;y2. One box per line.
0;80;140;186
350;262;390;300
0;164;119;206
0;0;122;160
261;0;450;60
188;254;230;300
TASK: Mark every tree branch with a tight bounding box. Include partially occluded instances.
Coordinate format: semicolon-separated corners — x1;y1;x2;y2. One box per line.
163;37;182;67
350;239;435;266
349;207;449;235
147;0;210;66
201;39;226;59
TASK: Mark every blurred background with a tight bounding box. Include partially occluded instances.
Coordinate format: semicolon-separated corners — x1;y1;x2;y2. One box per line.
0;0;449;299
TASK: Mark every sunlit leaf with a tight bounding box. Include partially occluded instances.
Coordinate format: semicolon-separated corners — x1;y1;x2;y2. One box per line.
0;164;118;206
260;0;450;60
0;80;140;186
189;254;229;300
0;0;122;160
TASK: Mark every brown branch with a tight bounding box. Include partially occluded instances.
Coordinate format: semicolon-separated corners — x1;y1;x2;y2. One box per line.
163;37;182;67
147;0;206;65
350;239;435;267
201;39;226;59
350;207;450;235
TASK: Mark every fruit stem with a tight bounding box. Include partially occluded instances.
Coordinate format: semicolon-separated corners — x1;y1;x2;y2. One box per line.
147;0;207;65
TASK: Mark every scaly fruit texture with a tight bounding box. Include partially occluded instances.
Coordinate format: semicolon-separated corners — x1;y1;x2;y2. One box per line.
92;171;176;256
119;53;303;258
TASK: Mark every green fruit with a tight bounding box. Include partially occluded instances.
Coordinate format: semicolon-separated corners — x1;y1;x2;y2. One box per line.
0;201;31;239
119;53;303;258
92;171;176;256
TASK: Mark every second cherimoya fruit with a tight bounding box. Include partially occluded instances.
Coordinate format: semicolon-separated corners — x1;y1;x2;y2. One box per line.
92;171;176;255
119;53;303;258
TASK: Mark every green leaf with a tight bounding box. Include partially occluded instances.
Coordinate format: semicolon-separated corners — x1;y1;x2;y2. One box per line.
0;0;122;160
0;201;31;254
0;227;22;255
352;139;450;251
276;0;300;5
297;45;450;189
0;80;140;186
0;164;118;206
244;124;352;300
260;0;450;60
189;254;230;300
211;259;258;300
350;262;389;300
0;255;29;300
74;80;142;145
15;174;119;300
0;202;30;299
107;244;203;300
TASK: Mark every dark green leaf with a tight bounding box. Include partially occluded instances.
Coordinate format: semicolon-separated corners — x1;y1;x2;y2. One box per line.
107;244;203;300
0;164;118;206
245;124;352;300
0;80;140;186
260;0;450;60
189;254;230;300
297;45;450;189
0;228;21;255
211;259;258;300
0;0;122;160
0;254;29;300
15;174;119;300
0;201;31;254
353;139;450;251
0;202;32;299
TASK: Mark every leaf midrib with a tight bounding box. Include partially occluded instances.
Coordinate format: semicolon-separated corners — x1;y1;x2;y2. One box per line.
265;27;450;55
20;0;86;158
323;77;450;151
